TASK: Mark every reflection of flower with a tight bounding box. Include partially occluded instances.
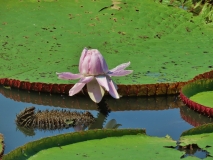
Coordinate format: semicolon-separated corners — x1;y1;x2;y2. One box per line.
74;125;87;132
56;48;133;103
104;119;121;129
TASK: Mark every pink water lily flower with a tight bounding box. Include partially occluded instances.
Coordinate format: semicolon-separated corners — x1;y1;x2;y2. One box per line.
56;48;133;103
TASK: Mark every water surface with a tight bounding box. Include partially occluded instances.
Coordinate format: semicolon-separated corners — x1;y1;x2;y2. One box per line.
0;86;211;154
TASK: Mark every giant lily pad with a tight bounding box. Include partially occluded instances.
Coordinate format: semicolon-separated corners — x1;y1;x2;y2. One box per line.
180;79;213;117
1;0;213;96
3;129;192;160
180;123;213;159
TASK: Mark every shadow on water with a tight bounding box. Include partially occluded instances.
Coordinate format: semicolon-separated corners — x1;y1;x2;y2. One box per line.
0;85;212;156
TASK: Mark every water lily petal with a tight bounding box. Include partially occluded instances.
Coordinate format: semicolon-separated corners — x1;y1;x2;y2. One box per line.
87;79;105;103
107;78;119;99
96;50;109;73
56;72;83;80
109;62;131;73
108;70;133;77
69;82;85;96
79;47;88;73
79;76;94;83
95;76;109;91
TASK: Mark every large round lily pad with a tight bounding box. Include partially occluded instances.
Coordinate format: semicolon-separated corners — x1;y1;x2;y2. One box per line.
1;0;213;95
190;91;213;108
3;129;190;160
180;79;213;117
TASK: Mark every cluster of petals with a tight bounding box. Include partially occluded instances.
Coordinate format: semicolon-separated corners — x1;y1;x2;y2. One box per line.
56;48;133;103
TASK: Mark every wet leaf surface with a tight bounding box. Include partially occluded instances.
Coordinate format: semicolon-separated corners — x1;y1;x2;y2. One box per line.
190;91;213;108
0;0;213;85
180;124;213;159
3;129;187;160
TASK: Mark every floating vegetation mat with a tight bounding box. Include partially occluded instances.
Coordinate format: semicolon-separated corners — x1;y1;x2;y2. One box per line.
16;107;95;130
180;79;213;117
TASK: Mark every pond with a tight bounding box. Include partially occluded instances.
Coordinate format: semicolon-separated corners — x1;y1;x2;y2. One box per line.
0;85;212;155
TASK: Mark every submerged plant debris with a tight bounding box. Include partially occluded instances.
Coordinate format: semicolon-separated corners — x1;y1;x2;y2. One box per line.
16;107;95;130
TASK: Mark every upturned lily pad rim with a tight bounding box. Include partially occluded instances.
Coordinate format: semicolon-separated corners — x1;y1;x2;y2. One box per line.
181;123;213;137
2;129;146;160
1;70;213;97
180;78;213;117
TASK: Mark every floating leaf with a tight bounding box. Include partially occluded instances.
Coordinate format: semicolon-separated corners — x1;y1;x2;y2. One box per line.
180;124;213;158
1;0;213;96
2;129;189;160
180;79;213;117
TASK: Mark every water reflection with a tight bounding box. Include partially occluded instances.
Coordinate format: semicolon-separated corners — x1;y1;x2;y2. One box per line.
180;106;213;127
0;85;193;154
0;86;182;111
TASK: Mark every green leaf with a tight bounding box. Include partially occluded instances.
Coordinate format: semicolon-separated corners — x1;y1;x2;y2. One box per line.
1;0;213;86
180;79;213;116
182;79;213;98
3;129;187;160
180;124;213;157
181;123;213;136
190;91;213;108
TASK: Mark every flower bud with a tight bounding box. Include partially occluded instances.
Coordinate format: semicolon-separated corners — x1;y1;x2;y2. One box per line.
79;48;109;76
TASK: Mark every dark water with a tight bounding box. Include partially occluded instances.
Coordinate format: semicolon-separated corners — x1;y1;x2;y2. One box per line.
0;86;212;155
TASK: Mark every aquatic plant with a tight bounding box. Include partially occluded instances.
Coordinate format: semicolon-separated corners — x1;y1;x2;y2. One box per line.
57;48;132;103
180;79;213;117
16;107;95;130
